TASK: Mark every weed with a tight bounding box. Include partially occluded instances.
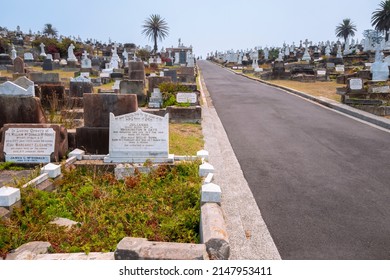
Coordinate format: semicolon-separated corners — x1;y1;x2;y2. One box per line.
0;161;202;258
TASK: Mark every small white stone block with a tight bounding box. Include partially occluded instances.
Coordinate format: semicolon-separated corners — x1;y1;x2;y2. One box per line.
199;162;214;177
0;186;21;207
197;150;209;161
201;183;221;204
65;156;77;166
40;163;61;178
203;173;214;184
68;148;85;160
23;173;49;188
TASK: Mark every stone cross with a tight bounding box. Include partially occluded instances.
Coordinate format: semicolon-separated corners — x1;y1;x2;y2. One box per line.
82;50;89;59
40;43;46;57
303;39;309;49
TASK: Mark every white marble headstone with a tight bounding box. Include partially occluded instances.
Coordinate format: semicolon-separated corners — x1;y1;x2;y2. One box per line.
104;110;170;163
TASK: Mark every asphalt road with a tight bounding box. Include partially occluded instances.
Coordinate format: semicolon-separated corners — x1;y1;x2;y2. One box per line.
198;60;390;260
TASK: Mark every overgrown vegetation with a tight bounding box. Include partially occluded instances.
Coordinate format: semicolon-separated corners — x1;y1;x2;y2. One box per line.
158;82;192;107
0;162;24;171
0;161;202;258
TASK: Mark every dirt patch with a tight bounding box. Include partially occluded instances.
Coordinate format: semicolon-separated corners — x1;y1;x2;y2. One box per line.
267;80;341;102
0;170;34;187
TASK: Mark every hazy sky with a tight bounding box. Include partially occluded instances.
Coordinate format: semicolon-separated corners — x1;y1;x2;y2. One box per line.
0;0;383;57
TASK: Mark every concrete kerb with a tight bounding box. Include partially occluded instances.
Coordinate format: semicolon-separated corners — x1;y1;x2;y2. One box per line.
2;150;230;260
220;63;390;130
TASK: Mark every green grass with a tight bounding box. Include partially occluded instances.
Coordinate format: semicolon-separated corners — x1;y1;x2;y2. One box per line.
170;123;204;155
0;162;24;171
0;161;202;258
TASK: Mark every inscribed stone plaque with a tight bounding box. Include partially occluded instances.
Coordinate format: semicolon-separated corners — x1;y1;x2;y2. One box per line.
3;127;55;163
176;92;197;103
317;70;326;76
104;110;169;163
369;85;390;94
335;65;345;72
348;78;363;90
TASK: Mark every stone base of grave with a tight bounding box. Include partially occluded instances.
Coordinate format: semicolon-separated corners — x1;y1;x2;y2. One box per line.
76;127;109;154
104;154;174;164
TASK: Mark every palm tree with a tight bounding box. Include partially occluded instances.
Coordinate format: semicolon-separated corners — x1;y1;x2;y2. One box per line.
371;0;390;40
42;23;58;37
335;18;357;42
141;14;169;54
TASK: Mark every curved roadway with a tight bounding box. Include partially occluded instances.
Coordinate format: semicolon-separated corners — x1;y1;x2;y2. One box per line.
198;60;390;259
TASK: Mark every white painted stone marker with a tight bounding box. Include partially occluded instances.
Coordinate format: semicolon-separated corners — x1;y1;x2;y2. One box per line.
68;148;85;160
40;163;61;178
0;186;21;207
201;183;221;204
197;150;209;161
199;162;214;177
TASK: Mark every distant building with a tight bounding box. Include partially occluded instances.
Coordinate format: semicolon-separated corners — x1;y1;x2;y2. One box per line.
165;38;193;65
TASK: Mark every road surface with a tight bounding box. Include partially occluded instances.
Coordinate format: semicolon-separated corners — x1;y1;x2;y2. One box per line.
198;60;390;259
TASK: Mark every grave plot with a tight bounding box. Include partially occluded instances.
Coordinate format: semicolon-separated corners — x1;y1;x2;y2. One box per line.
0;159;203;258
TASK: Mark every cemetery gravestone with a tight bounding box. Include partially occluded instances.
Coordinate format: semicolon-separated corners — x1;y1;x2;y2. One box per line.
148;88;163;108
0;54;13;68
76;93;138;154
13;57;25;74
147;76;171;93
104;110;171;163
335;65;345;73
128;61;145;81
164;70;177;82
0;77;46;128
69;76;93;97
23;52;34;61
176;92;198;105
0;124;68;163
42;58;54;71
348;78;363;91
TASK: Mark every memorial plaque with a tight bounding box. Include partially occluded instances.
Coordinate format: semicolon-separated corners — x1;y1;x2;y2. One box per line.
176;92;197;104
335;65;345;72
348;78;363;91
3;127;55;163
104;110;170;163
317;70;326;76
369;85;390;94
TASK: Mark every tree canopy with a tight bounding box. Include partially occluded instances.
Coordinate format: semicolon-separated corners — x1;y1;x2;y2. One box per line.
141;14;169;54
335;18;357;42
371;0;390;40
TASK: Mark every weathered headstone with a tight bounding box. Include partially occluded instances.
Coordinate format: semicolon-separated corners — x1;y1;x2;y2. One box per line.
147;76;171;93
23;52;34;61
0;54;13;67
128;61;145;80
335;65;345;73
148;88;163;108
104;110;171;163
69;76;93;97
13;57;25;74
29;72;60;84
42;58;54;71
119;80;147;106
76;93;138;154
81;50;92;70
347;78;363;91
0;124;68;163
163;70;177;82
